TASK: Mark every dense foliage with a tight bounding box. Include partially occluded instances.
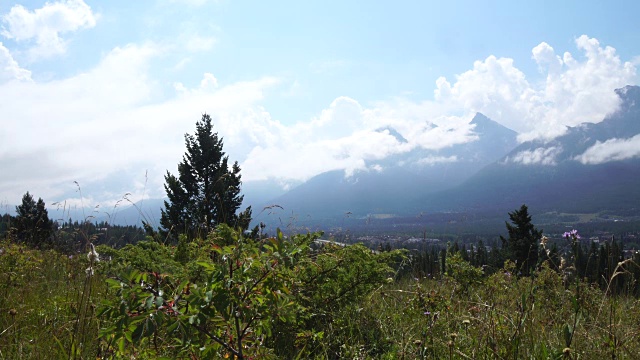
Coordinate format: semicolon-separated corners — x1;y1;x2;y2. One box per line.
2;223;640;359
160;114;252;240
500;204;542;275
12;192;54;248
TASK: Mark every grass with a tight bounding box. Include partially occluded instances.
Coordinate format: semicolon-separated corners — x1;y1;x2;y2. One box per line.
0;241;105;359
1;236;640;359
358;268;640;359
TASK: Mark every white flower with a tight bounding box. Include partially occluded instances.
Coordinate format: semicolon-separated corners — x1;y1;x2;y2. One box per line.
540;236;549;247
87;243;100;263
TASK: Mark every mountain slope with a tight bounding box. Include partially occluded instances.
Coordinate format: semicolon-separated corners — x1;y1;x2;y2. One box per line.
258;113;519;222
419;85;640;215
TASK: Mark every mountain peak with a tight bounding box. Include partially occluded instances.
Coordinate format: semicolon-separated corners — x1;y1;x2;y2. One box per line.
614;85;640;100
470;112;517;137
376;126;408;143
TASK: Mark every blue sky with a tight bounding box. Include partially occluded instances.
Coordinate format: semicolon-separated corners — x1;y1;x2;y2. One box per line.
1;0;639;208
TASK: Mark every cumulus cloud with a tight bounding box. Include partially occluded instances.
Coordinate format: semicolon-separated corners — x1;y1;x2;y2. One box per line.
0;43;281;203
508;146;562;165
0;42;31;81
1;0;96;59
240;115;416;182
0;32;637;206
435;35;636;141
575;135;640;164
238;98;478;183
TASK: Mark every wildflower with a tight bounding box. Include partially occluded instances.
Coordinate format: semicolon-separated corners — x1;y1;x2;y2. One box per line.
540;236;549;247
563;229;580;240
424;311;431;316
462;319;471;325
87;243;99;263
86;244;99;277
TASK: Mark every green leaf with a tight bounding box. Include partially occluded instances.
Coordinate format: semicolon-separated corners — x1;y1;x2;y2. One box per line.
197;261;216;271
145;296;154;310
143;319;157;337
131;323;144;342
563;324;572;348
117;336;126;353
105;278;123;289
166;320;180;333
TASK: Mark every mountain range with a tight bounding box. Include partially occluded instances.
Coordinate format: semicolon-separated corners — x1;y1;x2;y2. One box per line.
253;85;640;228
420;85;640;215
31;86;640;230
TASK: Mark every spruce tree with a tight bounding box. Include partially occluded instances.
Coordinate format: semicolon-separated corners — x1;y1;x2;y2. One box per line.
160;114;252;240
14;192;52;248
500;204;542;276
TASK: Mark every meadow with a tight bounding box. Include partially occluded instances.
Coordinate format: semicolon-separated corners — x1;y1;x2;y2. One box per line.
1;223;640;359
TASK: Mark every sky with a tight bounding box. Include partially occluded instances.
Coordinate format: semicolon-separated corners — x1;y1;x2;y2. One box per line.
1;0;639;209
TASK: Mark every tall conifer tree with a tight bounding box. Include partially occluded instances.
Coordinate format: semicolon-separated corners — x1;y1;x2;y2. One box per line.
14;192;52;248
160;114;251;240
500;204;542;275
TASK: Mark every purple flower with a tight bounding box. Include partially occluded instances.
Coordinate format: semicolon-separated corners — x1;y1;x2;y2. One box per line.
424;311;431;316
563;229;580;239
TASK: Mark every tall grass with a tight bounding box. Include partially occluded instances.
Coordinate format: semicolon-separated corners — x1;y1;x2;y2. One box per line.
0;241;105;359
1;225;639;358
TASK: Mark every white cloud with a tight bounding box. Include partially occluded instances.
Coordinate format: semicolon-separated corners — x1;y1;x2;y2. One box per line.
417;155;458;165
0;33;637;206
1;0;96;59
575;135;640;164
0;43;281;204
508;146;562;165
532;42;562;74
0;42;31;81
238;97;477;183
240;122;415;183
435;35;636;141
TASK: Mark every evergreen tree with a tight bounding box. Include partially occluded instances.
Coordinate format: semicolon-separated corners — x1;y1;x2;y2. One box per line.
487;239;505;274
500;204;542;276
14;192;52;248
160;114;252;240
475;240;487;267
